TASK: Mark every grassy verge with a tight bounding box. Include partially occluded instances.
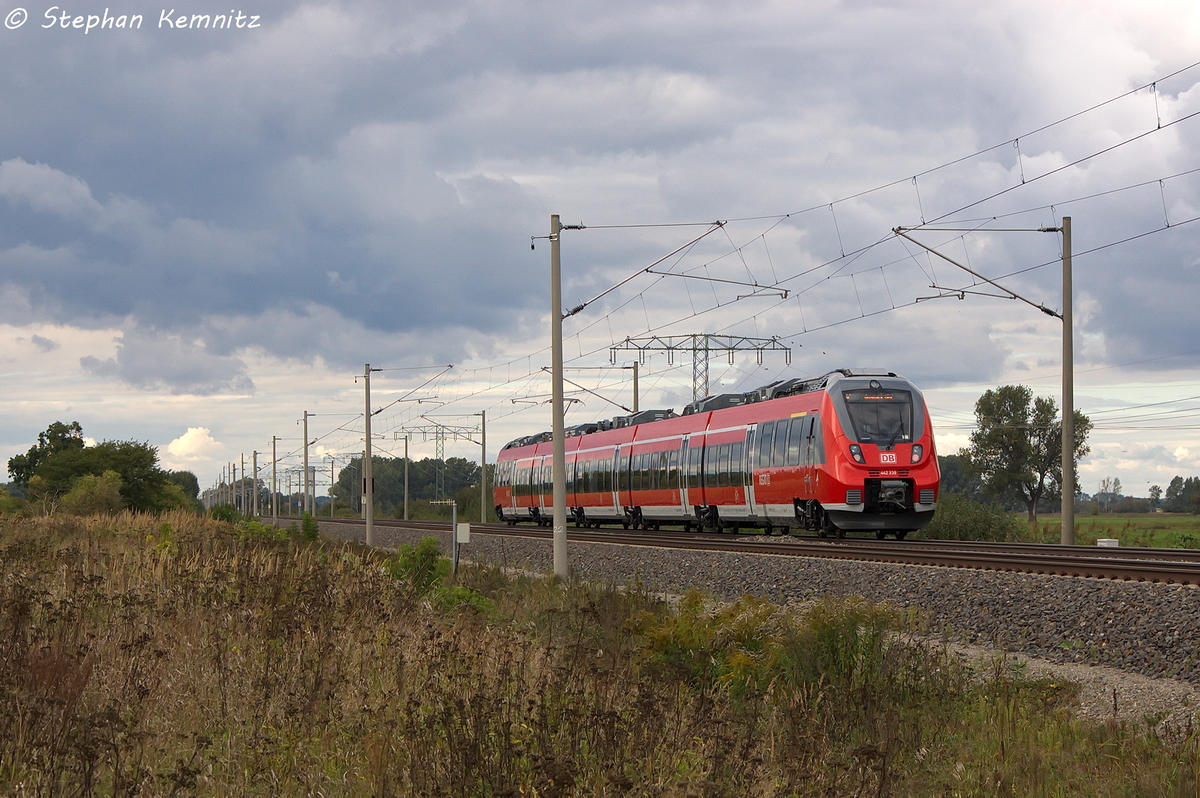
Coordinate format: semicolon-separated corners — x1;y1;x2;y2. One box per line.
1;513;1197;795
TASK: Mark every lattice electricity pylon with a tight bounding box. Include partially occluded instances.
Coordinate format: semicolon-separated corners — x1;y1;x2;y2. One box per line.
610;334;792;401
393;421;482;500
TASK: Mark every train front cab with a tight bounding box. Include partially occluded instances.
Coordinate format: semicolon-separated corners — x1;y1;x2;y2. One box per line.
817;375;939;538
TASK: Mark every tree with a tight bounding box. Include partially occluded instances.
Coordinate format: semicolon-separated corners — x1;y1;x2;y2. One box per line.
11;422;192;514
166;470;200;499
1098;476;1123;512
331;455;483;512
61;471;124;516
1149;484;1162;508
7;421;84;486
964;384;1092;524
937;453;984;500
1164;476;1200;514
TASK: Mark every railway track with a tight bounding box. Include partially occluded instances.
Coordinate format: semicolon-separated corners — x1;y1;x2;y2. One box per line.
296;516;1200;586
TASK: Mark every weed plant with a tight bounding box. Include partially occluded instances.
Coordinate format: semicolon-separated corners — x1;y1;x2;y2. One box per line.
1;515;1197;795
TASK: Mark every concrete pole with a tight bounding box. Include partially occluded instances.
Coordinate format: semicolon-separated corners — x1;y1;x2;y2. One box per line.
403;435;409;521
252;451;259;517
240;454;246;515
271;437;278;525
302;411;311;516
330;459;336;518
550;214;568;578
480;410;487;523
364;363;375;547
451;501;459;577
1061;216;1075;546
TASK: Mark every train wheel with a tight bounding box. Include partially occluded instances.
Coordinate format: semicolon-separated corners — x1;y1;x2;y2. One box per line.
876;530;887;540
763;524;772;536
895;530;908;540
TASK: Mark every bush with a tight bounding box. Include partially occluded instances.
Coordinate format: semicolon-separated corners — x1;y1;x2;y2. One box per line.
917;492;1024;541
0;486;31;517
386;536;451;596
208;504;240;523
235;519;288;542
60;470;124;516
299;512;319;542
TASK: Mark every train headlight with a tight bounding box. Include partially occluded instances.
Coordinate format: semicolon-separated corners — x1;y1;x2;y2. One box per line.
849;444;865;464
910;444;923;463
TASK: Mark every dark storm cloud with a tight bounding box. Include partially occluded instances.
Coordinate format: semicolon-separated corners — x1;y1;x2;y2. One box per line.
0;0;1198;396
80;327;254;394
30;335;59;351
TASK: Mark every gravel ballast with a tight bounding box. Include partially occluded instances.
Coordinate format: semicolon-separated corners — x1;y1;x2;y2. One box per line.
317;520;1200;688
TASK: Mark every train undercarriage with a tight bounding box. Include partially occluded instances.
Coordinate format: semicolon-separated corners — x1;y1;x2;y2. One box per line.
495;498;929;540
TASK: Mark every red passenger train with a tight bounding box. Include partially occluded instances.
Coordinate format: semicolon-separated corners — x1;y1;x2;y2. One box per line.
493;369;939;538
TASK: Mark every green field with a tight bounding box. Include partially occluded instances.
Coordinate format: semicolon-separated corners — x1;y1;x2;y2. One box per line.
1025;513;1200;548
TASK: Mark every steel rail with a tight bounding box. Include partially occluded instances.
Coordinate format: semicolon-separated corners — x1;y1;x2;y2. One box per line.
299;517;1200;585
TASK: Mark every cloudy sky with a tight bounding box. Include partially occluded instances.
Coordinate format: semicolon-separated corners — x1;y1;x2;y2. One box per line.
2;0;1200;499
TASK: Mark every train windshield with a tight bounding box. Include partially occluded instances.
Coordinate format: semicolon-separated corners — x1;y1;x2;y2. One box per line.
841;389;913;445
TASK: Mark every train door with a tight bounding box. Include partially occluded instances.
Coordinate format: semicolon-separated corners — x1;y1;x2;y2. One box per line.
537;456;550;516
613;445;630;512
601;447;618;517
683;435;705;510
745;427;758;516
726;433;750;520
677;438;691;513
753;420;774;522
515;458;535;516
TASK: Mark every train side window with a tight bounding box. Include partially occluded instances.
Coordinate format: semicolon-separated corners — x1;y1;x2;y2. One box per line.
731;441;744;486
787;417;805;466
773;421;789;467
704;444;717;488
668;448;680;490
716;444;729;487
757;422;775;468
685;445;699;490
618;451;629;494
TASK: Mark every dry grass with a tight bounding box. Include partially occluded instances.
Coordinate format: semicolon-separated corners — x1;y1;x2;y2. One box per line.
1;512;1198;796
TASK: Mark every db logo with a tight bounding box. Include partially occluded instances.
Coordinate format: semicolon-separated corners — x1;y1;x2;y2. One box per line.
880;452;897;464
